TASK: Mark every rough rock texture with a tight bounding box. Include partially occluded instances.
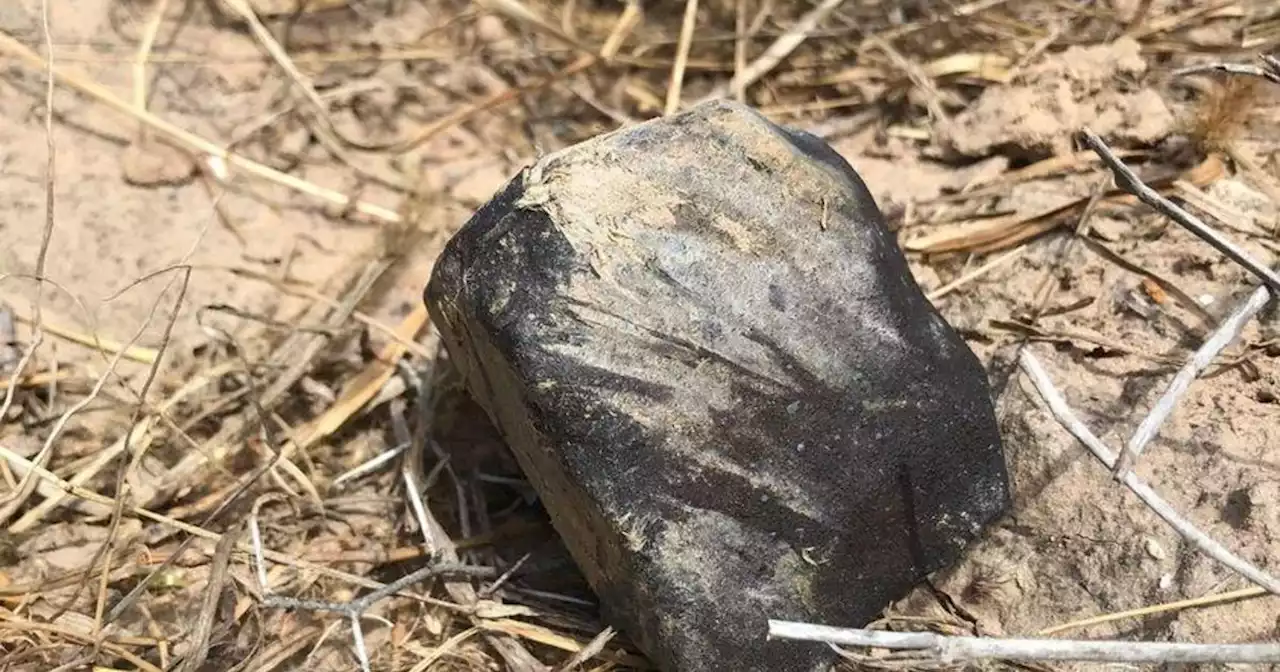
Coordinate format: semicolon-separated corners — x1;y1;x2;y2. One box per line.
424;100;1011;672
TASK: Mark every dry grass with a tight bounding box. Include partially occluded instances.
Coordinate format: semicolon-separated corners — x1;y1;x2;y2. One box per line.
0;0;1278;670
1186;75;1266;154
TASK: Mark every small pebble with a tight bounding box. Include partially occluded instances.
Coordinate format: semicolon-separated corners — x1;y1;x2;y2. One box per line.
1144;537;1166;561
474;15;509;43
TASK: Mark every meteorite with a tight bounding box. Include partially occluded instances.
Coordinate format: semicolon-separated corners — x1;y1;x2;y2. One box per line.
425;100;1010;672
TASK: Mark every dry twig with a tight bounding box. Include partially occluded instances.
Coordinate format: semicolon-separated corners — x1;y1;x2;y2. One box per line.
174;529;236;672
1080;130;1280;478
0;0;57;443
250;499;495;672
1017;349;1280;595
1081;130;1280;296
767;620;1280;664
1172;54;1280;87
1120;284;1272;478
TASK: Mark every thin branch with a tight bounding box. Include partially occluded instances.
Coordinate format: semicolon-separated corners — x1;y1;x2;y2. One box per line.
1080;128;1280;477
331;441;409;486
1017;349;1280;595
553;627;617;671
1173;60;1280;87
1117;53;1280;477
1081;129;1280;295
249;494;495;672
394;362;546;670
247;470;501;671
1120;283;1272;477
479;552;531;599
256;562;496;616
0;0;59;434
766;620;1280;664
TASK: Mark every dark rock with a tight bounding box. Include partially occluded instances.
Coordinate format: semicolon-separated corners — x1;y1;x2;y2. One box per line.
424;100;1011;672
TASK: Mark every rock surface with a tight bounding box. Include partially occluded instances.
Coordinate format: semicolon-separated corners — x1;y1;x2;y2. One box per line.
424;100;1011;672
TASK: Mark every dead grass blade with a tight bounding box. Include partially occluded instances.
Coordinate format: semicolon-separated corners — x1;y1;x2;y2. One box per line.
132;0;169;118
0;441;438;597
0;368;72;392
9;361;237;533
290;303;429;453
600;0;642;62
0;295;163;525
0;30;400;224
1037;586;1270;637
394;54;599;154
483;619;649;668
477;0;596;56
174;529;238;672
0;611;164;672
903;155;1226;255
869;0;1014;46
926;246;1027;300
696;0;846;104
149;252;392;507
664;0;700;115
10;313;158;364
217;0;333;123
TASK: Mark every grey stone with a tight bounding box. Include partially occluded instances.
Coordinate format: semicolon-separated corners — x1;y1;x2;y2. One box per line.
424;100;1011;672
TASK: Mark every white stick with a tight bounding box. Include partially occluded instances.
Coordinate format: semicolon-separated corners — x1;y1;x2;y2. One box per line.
349;613;372;672
249;512;269;592
767;620;1280;664
331;441;408;486
1018;349;1280;595
1173;61;1280;86
1082;129;1280;477
1122;285;1272;475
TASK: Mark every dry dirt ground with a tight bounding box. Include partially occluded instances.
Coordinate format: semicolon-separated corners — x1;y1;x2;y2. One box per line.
1;1;1279;671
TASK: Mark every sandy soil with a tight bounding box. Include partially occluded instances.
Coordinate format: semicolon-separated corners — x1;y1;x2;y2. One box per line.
1;1;1279;671
851;39;1280;655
